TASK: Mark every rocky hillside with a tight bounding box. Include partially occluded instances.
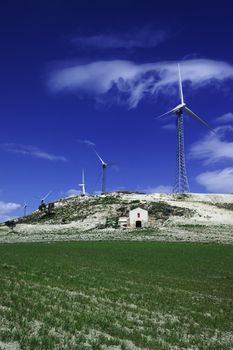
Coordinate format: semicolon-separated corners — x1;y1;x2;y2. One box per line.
1;192;233;243
14;191;233;228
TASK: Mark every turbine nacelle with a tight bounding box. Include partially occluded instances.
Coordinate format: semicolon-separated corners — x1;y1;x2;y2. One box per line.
95;150;107;167
172;103;186;114
23;201;28;216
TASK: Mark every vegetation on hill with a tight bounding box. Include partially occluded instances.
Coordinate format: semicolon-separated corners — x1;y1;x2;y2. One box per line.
16;193;194;228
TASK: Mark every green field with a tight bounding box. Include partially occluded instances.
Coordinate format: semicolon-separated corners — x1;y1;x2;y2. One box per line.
0;242;232;350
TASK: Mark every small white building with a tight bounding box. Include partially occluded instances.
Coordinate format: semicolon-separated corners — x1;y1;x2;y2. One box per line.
118;217;129;229
129;207;148;228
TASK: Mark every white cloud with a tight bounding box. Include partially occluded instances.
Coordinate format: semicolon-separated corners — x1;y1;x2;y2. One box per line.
191;126;233;193
0;201;21;214
0;215;13;222
93;191;102;195
189;126;233;164
196;167;233;193
0;201;21;222
78;139;96;147
3;144;67;162
143;185;173;193
48;58;233;108
215;112;233;124
161;123;176;131
65;189;80;197
72;28;167;49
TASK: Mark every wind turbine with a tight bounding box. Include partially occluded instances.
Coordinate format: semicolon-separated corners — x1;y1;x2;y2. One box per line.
158;63;214;193
95;151;108;194
35;191;52;206
41;191;52;204
79;169;86;196
23;201;27;216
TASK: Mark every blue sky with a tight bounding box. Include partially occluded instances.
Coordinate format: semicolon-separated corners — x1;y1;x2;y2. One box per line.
1;0;233;220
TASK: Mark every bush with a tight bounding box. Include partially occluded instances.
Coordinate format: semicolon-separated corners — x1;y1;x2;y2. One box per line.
5;220;16;232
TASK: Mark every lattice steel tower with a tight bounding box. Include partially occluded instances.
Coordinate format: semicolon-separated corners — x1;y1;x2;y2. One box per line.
173;112;190;193
157;64;213;193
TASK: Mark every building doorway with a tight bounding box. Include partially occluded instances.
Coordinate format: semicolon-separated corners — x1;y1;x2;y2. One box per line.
136;220;142;228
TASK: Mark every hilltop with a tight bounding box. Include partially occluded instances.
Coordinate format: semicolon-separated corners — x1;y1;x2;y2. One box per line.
1;192;233;243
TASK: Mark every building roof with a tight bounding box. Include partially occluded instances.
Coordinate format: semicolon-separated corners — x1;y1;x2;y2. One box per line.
118;217;128;221
129;207;148;213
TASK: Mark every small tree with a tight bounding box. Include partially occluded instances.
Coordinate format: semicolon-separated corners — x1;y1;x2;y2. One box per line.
38;203;46;212
47;202;55;214
5;220;16;232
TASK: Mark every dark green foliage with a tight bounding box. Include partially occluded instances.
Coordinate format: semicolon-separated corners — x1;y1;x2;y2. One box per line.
116;191;146;194
105;217;119;228
129;200;141;210
148;201;193;219
5;220;16;231
47;202;55;212
215;203;233;211
173;193;190;200
38;203;46;212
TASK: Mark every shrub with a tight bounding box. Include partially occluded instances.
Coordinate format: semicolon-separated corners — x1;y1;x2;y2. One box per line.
5;220;16;232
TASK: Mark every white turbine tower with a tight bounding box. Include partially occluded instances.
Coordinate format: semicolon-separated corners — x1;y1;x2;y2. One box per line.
23;201;27;216
95;151;108;194
158;63;214;193
79;169;86;196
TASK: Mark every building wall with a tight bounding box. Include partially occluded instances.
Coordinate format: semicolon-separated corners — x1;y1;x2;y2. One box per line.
129;208;148;228
118;217;129;228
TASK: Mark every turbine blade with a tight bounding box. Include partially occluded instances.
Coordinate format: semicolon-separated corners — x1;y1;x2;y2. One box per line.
82;169;85;183
178;63;184;104
95;150;105;165
43;190;52;201
184;107;215;132
155;108;176;119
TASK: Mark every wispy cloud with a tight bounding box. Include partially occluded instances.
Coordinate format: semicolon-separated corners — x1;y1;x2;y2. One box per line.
0;201;21;214
189;126;233;164
161;123;176;131
143;185;173;193
0;201;21;222
65;189;80;198
71;28;167;49
3;144;67;162
190;126;233;193
78;139;96;147
196;167;233;193
49;58;233;109
0;215;13;222
215;112;233;124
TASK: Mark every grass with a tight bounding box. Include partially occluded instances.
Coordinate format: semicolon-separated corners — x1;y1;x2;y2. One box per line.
0;241;232;349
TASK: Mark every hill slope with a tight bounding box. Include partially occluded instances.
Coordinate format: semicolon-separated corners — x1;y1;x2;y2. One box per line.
1;192;233;243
